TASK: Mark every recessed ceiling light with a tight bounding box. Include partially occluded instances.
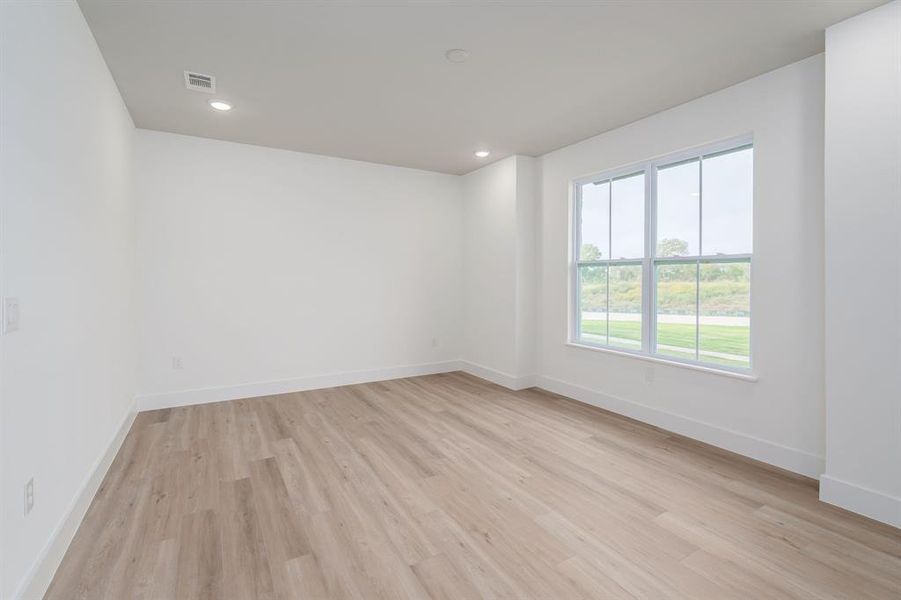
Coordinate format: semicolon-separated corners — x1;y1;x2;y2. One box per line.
445;48;469;63
474;150;490;158
209;100;232;111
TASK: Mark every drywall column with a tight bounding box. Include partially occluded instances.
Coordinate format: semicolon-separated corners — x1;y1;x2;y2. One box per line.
514;156;539;379
461;155;538;388
822;0;901;527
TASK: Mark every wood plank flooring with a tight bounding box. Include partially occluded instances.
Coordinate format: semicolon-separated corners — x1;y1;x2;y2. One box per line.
46;372;901;599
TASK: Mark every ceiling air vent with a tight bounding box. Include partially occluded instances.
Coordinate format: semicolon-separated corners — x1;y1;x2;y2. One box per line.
184;71;216;93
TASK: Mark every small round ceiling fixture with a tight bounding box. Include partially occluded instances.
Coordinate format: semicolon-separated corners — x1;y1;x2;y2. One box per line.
474;150;490;158
445;48;469;63
209;100;232;111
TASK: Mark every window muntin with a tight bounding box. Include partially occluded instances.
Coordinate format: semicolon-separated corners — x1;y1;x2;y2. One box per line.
573;138;753;372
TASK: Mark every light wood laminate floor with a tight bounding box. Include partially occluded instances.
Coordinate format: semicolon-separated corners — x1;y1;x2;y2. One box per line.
47;372;901;599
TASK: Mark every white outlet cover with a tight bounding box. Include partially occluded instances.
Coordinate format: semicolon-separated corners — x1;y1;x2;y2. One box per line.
3;297;19;333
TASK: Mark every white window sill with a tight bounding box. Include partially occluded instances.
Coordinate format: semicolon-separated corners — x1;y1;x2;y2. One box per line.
565;341;759;382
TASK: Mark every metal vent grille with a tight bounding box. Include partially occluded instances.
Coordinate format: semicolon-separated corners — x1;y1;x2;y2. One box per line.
184;71;216;93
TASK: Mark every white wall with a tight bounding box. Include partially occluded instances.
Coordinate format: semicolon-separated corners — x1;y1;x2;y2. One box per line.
135;130;462;405
0;2;137;598
536;55;827;477
821;0;901;527
461;155;538;386
462;158;518;376
514;156;539;379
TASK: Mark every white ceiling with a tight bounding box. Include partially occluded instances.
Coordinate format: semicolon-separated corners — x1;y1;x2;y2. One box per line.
78;0;883;175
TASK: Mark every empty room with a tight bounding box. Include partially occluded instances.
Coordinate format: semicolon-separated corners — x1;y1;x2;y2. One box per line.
2;0;900;598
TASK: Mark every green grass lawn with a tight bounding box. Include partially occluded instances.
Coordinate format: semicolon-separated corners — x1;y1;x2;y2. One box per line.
580;319;749;367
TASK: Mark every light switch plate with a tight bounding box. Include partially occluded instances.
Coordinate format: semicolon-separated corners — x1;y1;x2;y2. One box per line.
3;297;19;333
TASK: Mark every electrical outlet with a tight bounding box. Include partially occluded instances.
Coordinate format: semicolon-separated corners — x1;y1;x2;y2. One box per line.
431;337;439;348
24;478;34;515
172;356;183;370
4;297;20;333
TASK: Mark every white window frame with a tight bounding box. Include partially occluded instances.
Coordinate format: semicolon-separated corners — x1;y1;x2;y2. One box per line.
570;134;753;375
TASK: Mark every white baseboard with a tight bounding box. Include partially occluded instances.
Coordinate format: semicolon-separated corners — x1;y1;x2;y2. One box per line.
458;361;536;391
820;474;901;528
534;374;825;479
136;361;463;411
15;402;137;600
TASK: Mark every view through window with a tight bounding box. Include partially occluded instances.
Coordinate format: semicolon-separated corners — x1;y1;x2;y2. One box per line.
574;139;752;370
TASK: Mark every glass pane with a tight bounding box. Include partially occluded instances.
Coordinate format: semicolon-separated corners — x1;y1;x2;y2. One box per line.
578;265;607;345
657;159;700;256
579;181;609;260
655;263;698;361
610;173;645;259
608;264;642;350
702;147;753;255
699;262;750;367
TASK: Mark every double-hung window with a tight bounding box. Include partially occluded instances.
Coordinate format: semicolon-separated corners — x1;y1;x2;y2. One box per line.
572;137;753;371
